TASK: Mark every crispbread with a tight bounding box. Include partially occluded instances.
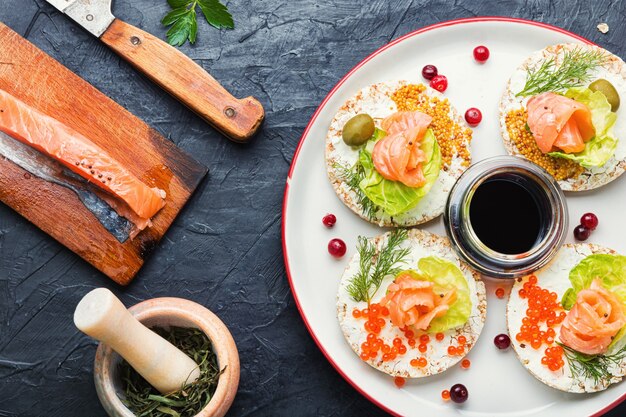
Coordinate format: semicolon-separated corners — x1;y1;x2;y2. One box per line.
337;229;486;378
507;243;626;392
499;43;626;191
326;80;471;226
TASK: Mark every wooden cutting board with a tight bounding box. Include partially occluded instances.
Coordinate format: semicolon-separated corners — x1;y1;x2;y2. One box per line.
0;23;208;285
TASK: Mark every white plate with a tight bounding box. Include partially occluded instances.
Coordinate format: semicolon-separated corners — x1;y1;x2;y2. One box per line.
282;17;626;417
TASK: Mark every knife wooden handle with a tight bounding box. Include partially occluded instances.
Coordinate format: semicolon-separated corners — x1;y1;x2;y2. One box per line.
101;19;264;143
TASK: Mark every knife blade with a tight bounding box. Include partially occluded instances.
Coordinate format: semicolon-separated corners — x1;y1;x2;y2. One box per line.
44;0;264;142
46;0;114;38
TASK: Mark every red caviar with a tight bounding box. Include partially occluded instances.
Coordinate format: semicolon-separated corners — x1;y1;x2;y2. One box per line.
495;287;505;298
441;389;451;400
461;359;471;369
435;332;445;341
420;334;430;344
542;346;565;371
417;357;427;367
458;335;467;345
354;303;414;363
515;275;566;370
394;376;405;388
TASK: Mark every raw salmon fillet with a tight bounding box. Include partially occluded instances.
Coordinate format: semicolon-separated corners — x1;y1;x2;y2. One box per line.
0;89;166;223
527;92;595;154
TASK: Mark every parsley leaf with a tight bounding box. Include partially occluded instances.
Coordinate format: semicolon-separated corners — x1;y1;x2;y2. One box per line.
161;0;234;47
198;0;234;29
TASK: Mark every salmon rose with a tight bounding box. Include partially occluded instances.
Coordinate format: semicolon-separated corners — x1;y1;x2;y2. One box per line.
380;272;456;330
560;278;626;355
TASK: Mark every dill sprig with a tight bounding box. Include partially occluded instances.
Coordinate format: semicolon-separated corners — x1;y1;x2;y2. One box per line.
119;326;225;417
516;47;607;97
558;341;626;384
347;229;410;303
333;161;377;219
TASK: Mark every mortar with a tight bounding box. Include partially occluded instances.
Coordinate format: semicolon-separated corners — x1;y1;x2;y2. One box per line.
92;297;239;417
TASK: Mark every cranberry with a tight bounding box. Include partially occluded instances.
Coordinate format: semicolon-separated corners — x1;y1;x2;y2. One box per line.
450;383;468;403
494;333;511;350
421;64;438;80
322;213;337;228
464;108;482;126
328;238;347;258
430;75;448;92
473;45;490;62
574;225;591;241
580;213;598;230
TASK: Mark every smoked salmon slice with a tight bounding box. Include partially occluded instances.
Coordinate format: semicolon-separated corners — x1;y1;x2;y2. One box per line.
372;111;431;188
380;273;456;330
0;89;166;223
527;92;595;154
559;279;626;355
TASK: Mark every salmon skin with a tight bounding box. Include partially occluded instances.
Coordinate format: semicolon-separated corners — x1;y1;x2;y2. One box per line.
0;131;133;242
0;89;166;224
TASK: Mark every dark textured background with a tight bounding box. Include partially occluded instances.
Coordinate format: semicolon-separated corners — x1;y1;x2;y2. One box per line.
1;1;625;416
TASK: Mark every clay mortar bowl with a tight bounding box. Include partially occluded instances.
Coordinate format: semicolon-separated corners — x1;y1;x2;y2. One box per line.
93;297;239;417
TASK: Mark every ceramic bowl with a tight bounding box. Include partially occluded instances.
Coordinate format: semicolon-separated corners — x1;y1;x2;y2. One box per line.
93;297;239;417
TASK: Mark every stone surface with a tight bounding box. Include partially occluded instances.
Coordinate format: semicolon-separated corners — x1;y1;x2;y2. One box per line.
1;1;625;416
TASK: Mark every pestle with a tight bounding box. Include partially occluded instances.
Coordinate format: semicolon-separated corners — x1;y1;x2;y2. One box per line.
74;288;201;394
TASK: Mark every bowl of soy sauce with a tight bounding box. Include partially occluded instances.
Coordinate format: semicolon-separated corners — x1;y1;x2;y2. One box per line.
444;156;568;279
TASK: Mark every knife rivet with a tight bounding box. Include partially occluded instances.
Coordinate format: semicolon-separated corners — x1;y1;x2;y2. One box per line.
86;14;94;21
224;107;236;118
130;36;141;46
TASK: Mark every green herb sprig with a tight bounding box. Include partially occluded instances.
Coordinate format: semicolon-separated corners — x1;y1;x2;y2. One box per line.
558;342;626;384
347;229;410;303
120;326;225;417
333;161;377;219
516;47;607;97
162;0;234;47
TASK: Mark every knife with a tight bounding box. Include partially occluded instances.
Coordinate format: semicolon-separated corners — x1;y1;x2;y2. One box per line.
45;0;264;143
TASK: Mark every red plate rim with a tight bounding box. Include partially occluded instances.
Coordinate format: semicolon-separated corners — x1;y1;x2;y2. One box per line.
281;16;621;417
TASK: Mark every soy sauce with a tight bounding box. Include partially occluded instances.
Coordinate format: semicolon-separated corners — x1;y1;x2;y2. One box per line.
469;178;542;255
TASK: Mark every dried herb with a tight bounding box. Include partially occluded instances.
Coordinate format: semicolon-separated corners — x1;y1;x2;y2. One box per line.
347;229;410;303
516;47;607;97
162;0;234;47
119;326;224;417
558;341;626;384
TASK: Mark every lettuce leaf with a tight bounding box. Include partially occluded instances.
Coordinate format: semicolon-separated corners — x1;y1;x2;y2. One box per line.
398;256;471;333
561;254;626;348
358;128;441;216
562;254;626;309
548;87;617;168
